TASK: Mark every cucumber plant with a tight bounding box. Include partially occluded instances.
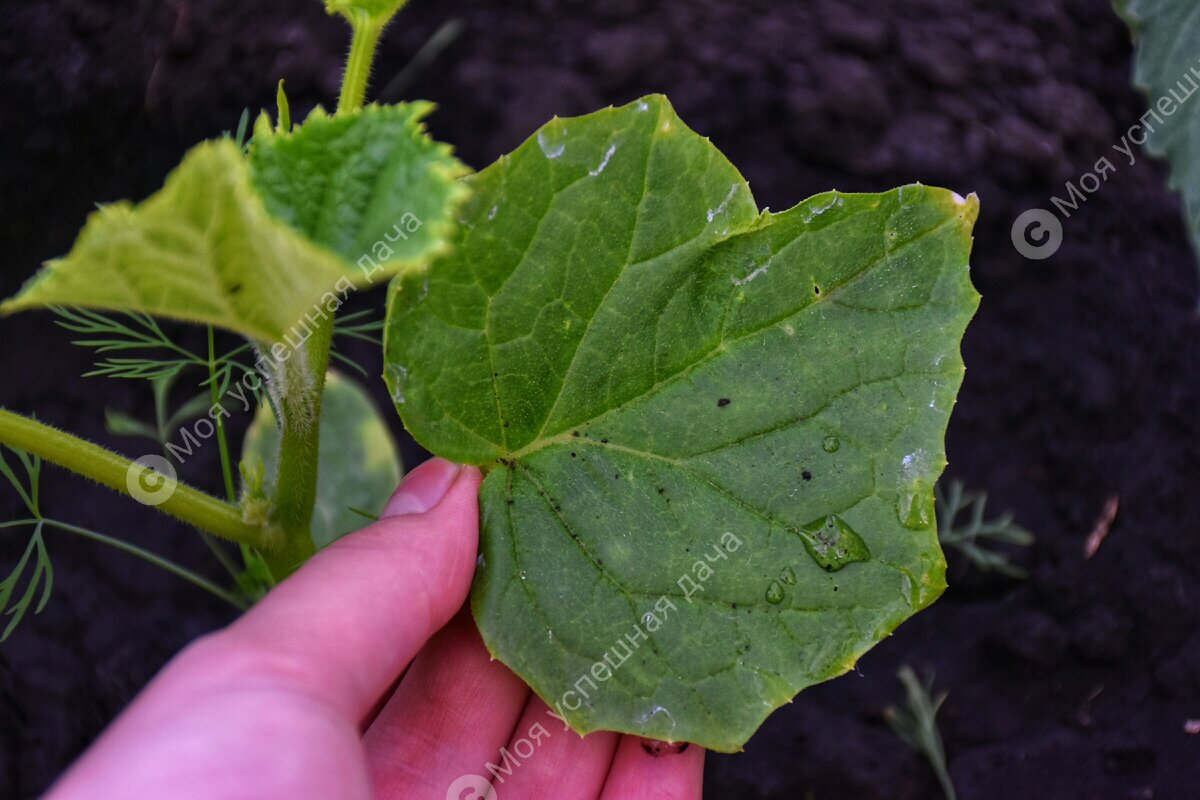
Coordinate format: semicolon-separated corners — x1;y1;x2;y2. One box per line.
0;0;980;751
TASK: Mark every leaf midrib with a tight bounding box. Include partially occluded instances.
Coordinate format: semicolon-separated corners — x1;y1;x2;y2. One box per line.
495;210;962;468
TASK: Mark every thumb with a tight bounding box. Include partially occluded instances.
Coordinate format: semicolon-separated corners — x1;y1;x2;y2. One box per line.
198;457;483;718
44;459;482;800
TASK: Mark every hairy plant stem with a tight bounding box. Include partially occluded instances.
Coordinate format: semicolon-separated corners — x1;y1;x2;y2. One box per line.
337;18;385;114
0;408;271;549
259;13;396;577
261;322;330;577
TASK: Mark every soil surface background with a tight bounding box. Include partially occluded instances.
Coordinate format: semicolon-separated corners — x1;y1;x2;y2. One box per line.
2;0;1199;797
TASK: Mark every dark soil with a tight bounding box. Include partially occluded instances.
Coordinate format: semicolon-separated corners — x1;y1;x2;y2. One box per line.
2;0;1199;797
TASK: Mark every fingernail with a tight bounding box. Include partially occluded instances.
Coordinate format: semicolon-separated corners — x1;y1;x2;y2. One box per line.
383;458;463;517
640;740;690;757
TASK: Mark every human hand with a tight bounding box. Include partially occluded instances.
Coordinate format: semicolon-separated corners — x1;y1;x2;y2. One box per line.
46;458;704;799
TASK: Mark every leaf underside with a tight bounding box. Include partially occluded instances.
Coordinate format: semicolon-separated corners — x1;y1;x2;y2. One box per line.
1;103;466;345
1116;0;1200;264
242;371;402;548
0;141;348;344
384;95;980;751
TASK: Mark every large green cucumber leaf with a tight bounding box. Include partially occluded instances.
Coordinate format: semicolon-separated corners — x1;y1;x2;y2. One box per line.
383;95;979;751
249;103;467;277
243;371;402;548
2;103;466;343
1115;0;1200;265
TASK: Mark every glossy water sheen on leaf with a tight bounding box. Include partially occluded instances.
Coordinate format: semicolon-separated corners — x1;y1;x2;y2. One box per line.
1116;0;1200;265
383;95;979;751
0;141;351;344
249;103;467;279
243;371;402;548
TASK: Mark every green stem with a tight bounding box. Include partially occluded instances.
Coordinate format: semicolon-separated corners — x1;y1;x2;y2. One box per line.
41;518;246;610
263;321;331;576
259;0;408;574
0;408;272;550
202;326;247;581
207;327;237;504
337;18;385;114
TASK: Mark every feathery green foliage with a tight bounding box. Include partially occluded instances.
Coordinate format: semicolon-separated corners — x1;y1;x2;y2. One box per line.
884;665;956;800
936;480;1033;578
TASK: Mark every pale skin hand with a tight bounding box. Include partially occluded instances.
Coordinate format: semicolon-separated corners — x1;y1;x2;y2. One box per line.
47;458;705;800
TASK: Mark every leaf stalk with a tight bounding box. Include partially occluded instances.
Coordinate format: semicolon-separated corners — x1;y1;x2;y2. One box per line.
0;408;272;550
337;18;385;114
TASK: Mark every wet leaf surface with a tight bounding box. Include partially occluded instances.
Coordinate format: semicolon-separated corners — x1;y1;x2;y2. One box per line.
385;95;980;750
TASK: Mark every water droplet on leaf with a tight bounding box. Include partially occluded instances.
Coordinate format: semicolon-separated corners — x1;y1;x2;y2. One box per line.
706;184;738;223
765;581;785;604
386;363;408;405
899;573;915;609
799;515;870;571
800;194;841;223
589;143;618;176
896;449;935;529
898;488;933;529
637;705;677;732
537;128;566;159
822;435;840;453
780;565;797;585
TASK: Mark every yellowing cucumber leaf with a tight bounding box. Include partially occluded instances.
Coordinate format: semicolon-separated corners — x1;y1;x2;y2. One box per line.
0;141;349;344
242;371;402;548
3;103;466;344
383;95;980;752
249;103;468;280
1115;0;1200;268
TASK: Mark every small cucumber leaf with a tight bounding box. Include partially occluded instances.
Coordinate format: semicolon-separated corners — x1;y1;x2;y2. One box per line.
0;141;350;344
1115;0;1200;267
383;95;980;752
242;370;402;548
3;104;467;343
248;103;468;280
